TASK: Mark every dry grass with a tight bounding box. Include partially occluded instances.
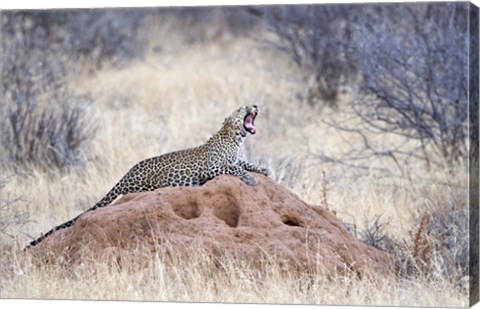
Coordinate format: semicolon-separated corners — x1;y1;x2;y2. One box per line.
0;21;470;307
1;242;466;306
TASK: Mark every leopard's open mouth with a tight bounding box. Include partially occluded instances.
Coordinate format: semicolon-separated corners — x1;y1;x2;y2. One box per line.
243;111;257;134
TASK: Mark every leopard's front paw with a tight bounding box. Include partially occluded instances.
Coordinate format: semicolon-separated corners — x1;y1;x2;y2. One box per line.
258;166;271;177
241;174;259;186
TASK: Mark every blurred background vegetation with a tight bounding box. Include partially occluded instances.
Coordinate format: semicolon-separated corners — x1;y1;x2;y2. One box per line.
0;2;472;172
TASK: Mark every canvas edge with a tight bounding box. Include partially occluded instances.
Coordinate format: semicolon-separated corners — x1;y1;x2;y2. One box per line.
469;1;480;307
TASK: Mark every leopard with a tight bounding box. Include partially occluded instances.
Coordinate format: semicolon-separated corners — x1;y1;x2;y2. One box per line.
25;104;270;250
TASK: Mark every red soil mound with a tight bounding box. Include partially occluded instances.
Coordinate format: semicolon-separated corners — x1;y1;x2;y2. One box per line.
30;173;392;276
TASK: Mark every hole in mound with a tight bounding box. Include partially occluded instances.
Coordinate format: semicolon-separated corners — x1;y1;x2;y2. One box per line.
213;202;240;228
172;201;201;220
281;215;302;227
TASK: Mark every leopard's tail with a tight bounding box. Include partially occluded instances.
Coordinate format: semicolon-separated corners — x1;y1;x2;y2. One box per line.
24;213;83;250
24;182;124;250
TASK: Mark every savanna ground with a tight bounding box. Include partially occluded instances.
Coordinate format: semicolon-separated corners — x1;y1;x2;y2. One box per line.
0;4;474;307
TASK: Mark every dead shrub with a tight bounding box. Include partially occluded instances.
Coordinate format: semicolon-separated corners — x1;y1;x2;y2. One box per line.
1;95;96;171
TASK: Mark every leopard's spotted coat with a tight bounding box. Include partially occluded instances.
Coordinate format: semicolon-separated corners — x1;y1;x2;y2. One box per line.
26;105;270;249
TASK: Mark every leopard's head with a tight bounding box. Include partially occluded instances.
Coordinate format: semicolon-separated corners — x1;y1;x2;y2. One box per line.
223;105;259;138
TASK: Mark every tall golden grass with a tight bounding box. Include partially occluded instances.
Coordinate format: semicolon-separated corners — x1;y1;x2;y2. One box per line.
1;241;466;306
0;21;469;307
